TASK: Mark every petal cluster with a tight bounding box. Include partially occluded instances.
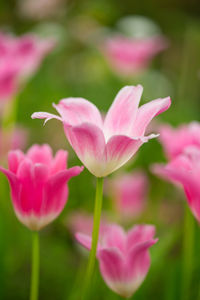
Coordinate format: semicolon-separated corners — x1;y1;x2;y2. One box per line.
0;32;55;102
32;85;171;177
153;146;200;223
106;171;148;221
103;35;167;76
0;144;83;230
76;224;157;298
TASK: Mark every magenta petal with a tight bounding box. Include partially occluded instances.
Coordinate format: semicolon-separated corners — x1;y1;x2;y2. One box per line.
104;135;143;176
104;85;143;140
132;97;171;136
103;225;126;253
8;150;24;173
51;150;68;174
127;225;156;250
65;123;106;176
53;97;103;128
27;144;53;165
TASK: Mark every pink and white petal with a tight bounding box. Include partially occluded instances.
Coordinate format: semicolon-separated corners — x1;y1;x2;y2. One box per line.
27;144;53;165
31;112;62;124
53;97;103;128
8;150;25;174
126;239;158;280
104;85;143;140
65;123;106;177
50;150;68;175
127;225;156;250
104;135;143;177
102;225;126;253
132;97;171;136
75;233;93;251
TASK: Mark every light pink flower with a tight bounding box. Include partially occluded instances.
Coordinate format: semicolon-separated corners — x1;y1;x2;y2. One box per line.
107;171;148;221
0;144;83;230
152;146;200;223
0;32;55;102
159;122;200;160
32;85;171;177
76;224;158;298
103;35;167;76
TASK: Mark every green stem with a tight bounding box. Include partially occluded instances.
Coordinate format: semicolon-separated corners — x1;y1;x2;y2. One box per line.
30;231;40;300
181;205;195;300
81;177;104;300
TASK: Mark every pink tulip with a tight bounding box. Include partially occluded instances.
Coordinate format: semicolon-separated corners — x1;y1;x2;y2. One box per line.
107;171;148;221
32;85;171;177
152;146;200;223
76;224;158;298
0;32;55;102
159;122;200;160
102;35;167;76
0;144;83;230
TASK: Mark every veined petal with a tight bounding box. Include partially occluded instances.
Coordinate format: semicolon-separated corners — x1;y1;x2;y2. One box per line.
53;97;103;128
103;135;143;177
31;112;62;124
132;97;171;136
65;123;106;177
104;85;143;140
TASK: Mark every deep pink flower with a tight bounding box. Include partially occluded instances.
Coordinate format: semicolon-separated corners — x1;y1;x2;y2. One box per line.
0;32;54;102
103;35;167;76
0;144;83;230
76;224;157;298
152;146;200;223
106;171;148;221
32;85;171;177
159;122;200;160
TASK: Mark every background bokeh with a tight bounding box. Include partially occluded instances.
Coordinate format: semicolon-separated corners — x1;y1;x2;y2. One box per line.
0;0;200;299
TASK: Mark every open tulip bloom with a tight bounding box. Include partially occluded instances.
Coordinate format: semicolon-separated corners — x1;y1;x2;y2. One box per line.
76;224;158;298
0;144;83;300
32;84;170;298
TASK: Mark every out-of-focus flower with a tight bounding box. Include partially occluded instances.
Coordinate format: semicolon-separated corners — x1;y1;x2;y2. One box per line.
18;0;65;20
102;35;167;76
76;224;158;298
159;122;200;160
32;85;171;177
67;211;109;237
0;32;55;102
106;171;148;221
152;146;200;223
0;126;28;160
0;144;83;230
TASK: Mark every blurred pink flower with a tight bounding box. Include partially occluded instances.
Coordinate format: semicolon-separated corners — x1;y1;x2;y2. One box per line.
102;35;167;76
76;224;157;298
152;146;200;223
0;144;83;230
32;85;171;177
67;211;109;237
0;32;55;102
159;122;200;160
107;171;148;221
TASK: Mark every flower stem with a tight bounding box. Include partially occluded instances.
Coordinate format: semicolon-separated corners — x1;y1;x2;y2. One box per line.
82;177;104;300
30;231;40;300
181;205;195;300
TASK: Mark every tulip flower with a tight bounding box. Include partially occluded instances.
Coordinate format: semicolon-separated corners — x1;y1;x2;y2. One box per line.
0;144;83;230
32;84;170;299
106;171;148;222
159;122;200;160
32;85;171;177
0;144;83;300
76;224;158;298
153;146;200;223
102;35;167;76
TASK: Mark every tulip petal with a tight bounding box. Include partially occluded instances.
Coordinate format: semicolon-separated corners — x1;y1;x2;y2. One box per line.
127;225;156;250
31;112;62;124
103;225;126;253
75;233;92;251
132;97;171;136
27;144;53;165
53;97;103;128
65;123;106;177
50;150;68;174
104;85;143;140
8;150;24;174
